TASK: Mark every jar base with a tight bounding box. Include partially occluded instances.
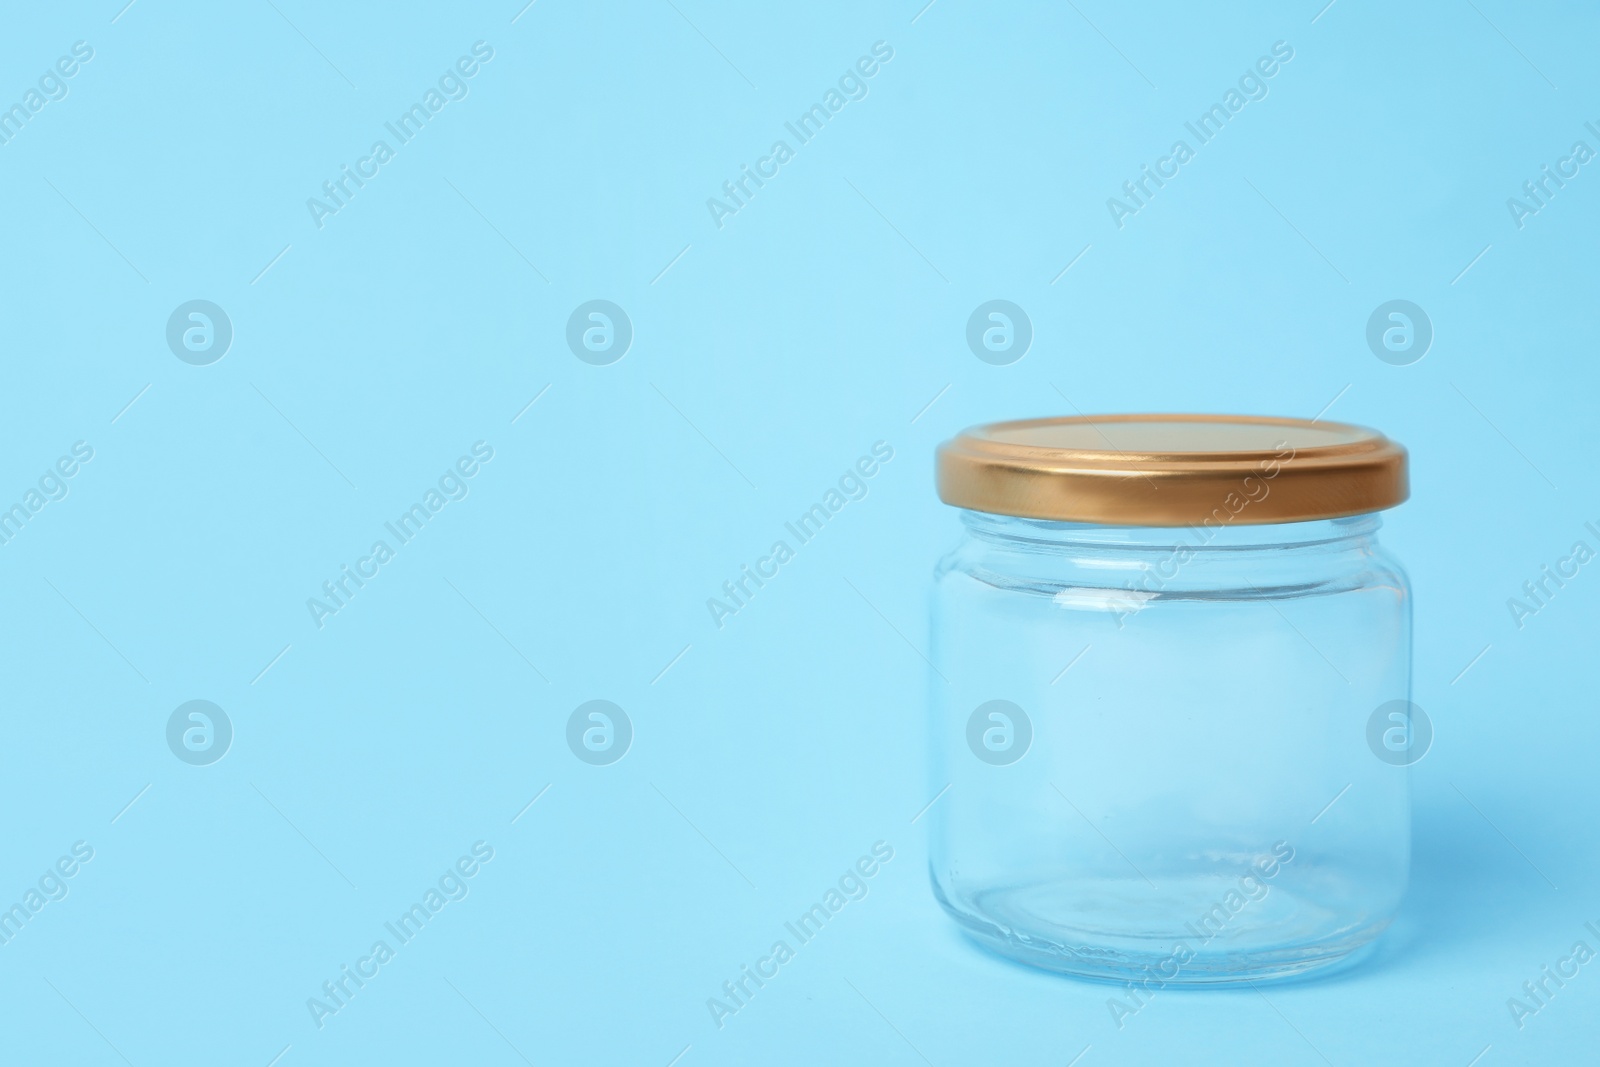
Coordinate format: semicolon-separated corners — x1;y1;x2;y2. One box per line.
935;873;1394;985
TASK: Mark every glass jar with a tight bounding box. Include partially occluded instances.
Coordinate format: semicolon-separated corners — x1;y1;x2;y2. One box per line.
928;415;1413;985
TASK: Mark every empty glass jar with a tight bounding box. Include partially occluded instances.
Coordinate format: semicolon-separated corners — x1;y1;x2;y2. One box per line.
928;415;1413;985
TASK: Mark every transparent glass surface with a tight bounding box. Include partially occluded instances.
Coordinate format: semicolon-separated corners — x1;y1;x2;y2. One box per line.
928;510;1412;984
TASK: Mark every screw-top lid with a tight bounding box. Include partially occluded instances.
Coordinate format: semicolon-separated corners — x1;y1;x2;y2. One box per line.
936;414;1408;526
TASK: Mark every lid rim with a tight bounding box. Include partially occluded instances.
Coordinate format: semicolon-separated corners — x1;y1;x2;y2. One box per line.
937;413;1408;526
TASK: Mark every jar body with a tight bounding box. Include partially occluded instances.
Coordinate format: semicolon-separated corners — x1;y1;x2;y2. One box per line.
928;511;1412;984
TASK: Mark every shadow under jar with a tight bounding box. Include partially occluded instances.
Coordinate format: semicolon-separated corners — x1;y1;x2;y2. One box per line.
928;415;1414;985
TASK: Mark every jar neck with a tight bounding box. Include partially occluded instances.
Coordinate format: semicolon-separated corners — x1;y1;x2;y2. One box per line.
958;509;1383;552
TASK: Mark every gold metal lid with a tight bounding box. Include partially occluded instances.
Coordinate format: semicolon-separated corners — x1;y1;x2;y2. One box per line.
936;414;1408;526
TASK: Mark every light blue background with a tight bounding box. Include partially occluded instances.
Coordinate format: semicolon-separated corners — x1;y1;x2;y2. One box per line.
1;1;1596;1064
